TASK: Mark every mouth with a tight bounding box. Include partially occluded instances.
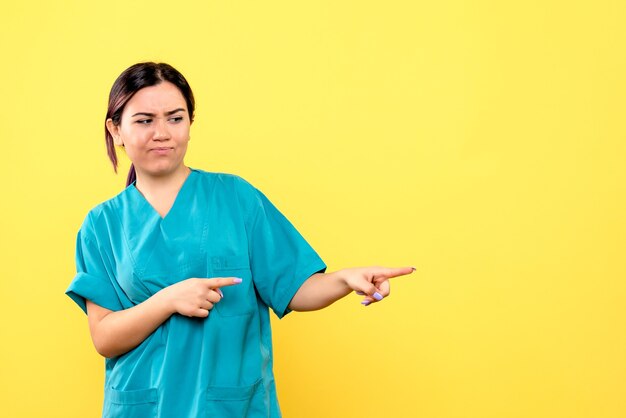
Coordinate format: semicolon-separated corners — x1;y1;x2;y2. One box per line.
150;147;174;154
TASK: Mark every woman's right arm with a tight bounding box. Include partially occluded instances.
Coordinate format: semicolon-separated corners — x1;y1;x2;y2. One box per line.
86;277;242;358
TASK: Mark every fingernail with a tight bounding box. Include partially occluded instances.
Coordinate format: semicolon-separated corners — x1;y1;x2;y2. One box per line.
233;278;242;284
411;266;417;271
217;289;224;297
361;300;371;306
355;291;365;295
373;292;383;301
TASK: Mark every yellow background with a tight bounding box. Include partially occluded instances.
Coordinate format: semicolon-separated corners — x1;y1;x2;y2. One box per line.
1;1;625;417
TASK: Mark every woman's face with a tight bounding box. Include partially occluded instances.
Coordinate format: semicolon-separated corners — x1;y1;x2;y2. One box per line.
107;81;192;178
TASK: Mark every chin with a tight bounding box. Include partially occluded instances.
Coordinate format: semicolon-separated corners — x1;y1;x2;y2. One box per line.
138;163;180;177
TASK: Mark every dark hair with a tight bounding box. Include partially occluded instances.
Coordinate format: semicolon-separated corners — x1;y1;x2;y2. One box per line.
105;62;195;186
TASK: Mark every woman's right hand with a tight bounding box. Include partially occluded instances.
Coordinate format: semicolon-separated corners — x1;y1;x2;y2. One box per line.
158;277;242;318
85;276;243;358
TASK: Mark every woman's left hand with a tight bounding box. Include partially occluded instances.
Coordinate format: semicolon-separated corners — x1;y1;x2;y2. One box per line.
340;266;416;306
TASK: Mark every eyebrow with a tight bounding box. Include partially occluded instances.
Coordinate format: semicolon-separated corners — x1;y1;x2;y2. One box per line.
131;108;185;117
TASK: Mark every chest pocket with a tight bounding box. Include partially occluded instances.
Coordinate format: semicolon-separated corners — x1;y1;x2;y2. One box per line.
210;255;255;317
103;387;158;418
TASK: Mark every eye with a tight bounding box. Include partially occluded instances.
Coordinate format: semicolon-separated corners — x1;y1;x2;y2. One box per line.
136;119;152;124
170;116;184;123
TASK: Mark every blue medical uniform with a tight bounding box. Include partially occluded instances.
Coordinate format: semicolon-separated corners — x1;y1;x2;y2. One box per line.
65;168;326;418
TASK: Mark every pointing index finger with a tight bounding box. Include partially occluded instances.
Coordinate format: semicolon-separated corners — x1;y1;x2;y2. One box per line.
375;266;416;280
204;277;243;289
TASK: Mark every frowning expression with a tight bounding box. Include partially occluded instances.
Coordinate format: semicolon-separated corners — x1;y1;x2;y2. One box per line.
106;81;192;178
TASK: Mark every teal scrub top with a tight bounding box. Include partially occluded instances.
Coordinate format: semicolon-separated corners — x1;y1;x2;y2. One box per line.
65;169;327;418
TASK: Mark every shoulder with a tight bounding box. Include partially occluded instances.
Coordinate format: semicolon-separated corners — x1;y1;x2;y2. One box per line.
192;168;261;200
192;168;256;190
191;168;267;218
77;187;131;240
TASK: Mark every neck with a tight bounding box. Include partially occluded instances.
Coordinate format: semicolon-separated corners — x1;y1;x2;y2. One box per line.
134;165;191;197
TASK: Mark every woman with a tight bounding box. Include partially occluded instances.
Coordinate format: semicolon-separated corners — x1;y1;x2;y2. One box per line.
66;62;415;418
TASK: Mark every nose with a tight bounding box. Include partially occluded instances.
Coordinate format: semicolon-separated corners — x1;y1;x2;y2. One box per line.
153;118;170;140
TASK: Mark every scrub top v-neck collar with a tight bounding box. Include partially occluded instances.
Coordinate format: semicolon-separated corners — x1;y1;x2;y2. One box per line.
129;168;198;223
119;167;206;278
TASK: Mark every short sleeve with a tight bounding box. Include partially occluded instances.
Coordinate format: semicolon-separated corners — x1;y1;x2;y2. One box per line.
65;218;125;315
239;180;327;319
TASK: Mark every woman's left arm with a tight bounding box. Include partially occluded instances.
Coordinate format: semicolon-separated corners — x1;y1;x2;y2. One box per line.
288;266;415;311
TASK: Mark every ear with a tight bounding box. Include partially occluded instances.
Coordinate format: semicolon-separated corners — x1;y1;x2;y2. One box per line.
106;119;124;146
190;113;195;125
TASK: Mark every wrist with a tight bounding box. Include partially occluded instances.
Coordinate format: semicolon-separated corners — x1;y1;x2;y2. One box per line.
154;287;176;316
331;269;352;295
